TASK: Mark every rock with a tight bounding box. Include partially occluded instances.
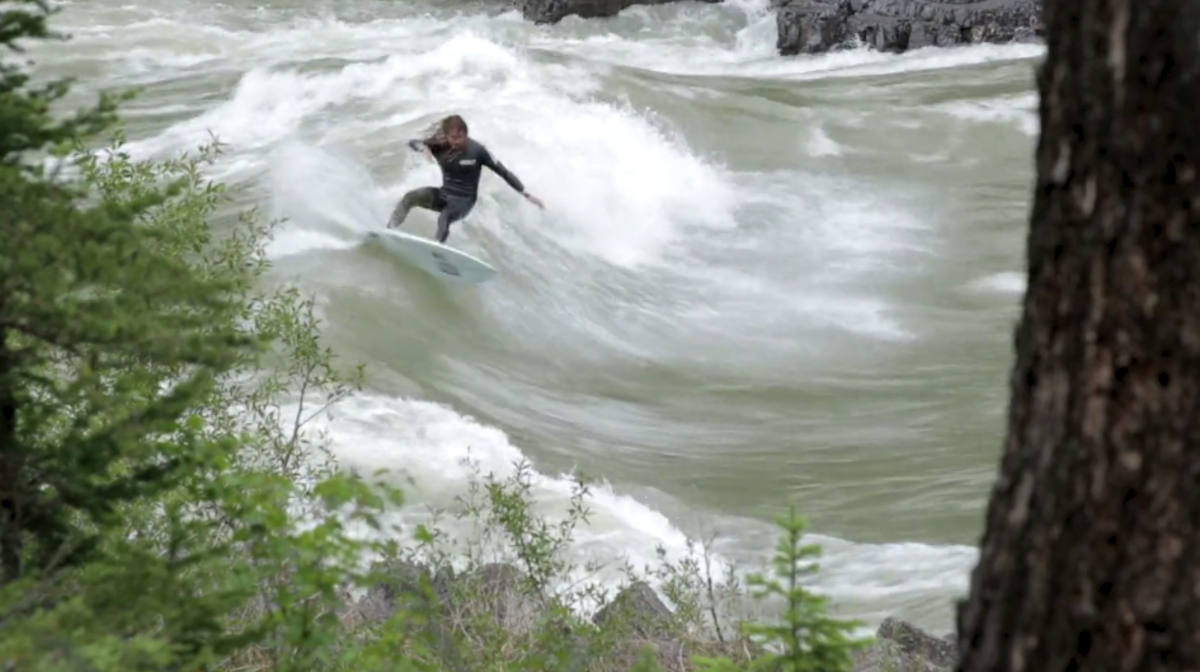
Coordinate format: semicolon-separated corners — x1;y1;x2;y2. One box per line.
877;617;956;668
592;581;677;639
345;560;550;633
513;0;722;24
460;562;550;635
852;617;957;672
508;0;1038;57
773;0;1043;56
586;581;764;672
345;559;448;627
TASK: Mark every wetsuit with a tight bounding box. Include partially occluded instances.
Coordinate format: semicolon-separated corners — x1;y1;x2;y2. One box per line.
388;137;526;243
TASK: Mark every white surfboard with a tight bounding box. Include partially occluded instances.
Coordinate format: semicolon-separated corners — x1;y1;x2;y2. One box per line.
366;228;497;286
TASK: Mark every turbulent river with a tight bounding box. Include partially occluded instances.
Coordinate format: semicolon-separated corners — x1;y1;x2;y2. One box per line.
36;0;1044;632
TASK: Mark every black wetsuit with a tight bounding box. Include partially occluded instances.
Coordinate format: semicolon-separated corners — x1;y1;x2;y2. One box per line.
388;137;526;243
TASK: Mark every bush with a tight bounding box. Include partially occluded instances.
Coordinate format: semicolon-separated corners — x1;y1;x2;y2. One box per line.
0;3;873;671
372;454;870;672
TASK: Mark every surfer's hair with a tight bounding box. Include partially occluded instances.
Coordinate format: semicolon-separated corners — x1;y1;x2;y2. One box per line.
418;120;445;145
417;115;468;152
441;114;468;136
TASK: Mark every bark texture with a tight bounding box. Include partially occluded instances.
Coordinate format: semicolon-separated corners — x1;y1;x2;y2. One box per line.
955;1;1200;671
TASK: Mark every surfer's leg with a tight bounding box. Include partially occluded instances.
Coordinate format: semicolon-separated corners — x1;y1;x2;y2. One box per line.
435;197;475;243
387;186;442;229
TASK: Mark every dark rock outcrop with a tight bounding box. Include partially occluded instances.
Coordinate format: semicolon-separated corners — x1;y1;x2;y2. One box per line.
772;0;1042;55
852;616;958;672
591;580;677;638
510;0;1039;57
513;0;721;25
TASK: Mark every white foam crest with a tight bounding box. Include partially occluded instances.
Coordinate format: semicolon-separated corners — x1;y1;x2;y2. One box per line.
811;536;977;616
804;125;844;157
46;5;440;70
264;140;391;258
123;33;553;159
537;0;778;73
666;258;914;345
623;171;930;344
27;12;237;82
454;102;740;269
931;92;1038;136
140;30;741;270
966;271;1026;295
121;24;738;273
320;392;728;583
798;293;914;342
742;41;1044;81
741;172;934;277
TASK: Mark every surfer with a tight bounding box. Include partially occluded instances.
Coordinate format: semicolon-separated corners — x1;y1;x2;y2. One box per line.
388;114;545;243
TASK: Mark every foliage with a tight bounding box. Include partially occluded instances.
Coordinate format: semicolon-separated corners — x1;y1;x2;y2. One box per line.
373;455;868;672
0;2;401;670
691;504;869;672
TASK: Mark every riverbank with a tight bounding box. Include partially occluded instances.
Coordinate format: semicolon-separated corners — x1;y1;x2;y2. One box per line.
324;558;961;672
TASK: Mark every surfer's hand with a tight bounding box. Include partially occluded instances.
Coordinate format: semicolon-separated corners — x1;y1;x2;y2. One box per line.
524;193;544;209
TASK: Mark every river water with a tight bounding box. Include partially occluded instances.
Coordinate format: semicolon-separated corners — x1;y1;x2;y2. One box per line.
34;0;1042;634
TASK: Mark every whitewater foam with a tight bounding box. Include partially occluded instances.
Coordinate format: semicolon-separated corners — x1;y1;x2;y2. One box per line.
932;92;1039;137
116;28;737;270
316;393;733;582
265;140;392;257
968;271;1026;296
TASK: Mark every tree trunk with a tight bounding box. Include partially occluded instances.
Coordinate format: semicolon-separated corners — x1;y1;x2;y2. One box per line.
955;1;1200;671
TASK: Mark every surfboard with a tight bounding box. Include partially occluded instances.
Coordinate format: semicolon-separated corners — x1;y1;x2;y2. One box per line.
367;228;497;286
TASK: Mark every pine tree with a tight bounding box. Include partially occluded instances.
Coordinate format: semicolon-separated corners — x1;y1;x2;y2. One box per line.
0;0;252;588
0;5;414;669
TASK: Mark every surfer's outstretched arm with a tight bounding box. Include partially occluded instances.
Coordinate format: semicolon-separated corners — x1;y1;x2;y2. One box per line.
479;145;544;209
477;145;524;193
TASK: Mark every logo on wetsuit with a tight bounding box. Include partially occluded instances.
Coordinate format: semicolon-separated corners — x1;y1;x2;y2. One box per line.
459;159;476;166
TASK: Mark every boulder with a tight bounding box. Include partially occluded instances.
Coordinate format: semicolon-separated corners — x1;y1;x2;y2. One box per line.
589;581;760;672
773;0;1042;55
459;562;550;635
852;617;958;672
592;580;677;638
